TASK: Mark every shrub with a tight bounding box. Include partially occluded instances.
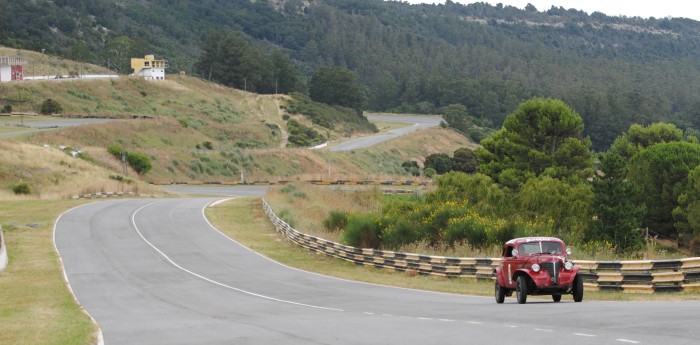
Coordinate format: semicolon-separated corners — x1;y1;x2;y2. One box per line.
12;181;31;195
445;218;488;248
280;184;297;194
203;141;214;150
127;152;152;175
40;98;63;115
109;174;133;184
342;213;382;249
381;218;420;249
323;210;349;232
107;145;125;158
2;104;11;113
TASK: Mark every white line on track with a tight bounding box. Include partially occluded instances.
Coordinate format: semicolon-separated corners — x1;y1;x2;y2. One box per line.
616;339;640;344
131;201;343;312
534;328;554;332
574;333;596;337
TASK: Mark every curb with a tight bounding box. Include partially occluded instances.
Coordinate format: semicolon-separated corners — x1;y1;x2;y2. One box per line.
0;226;7;272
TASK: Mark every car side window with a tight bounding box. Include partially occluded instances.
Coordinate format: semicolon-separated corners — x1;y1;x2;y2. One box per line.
504;245;514;257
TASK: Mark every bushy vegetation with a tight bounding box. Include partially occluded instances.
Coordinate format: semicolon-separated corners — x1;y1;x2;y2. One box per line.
12;181;31;195
323;210;349;232
286;119;325;148
39;98;63;115
284;93;377;135
107;145;152;175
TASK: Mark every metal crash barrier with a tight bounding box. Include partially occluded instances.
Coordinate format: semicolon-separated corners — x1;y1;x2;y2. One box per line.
263;200;700;293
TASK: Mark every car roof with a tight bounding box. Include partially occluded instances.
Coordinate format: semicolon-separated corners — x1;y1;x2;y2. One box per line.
505;237;564;245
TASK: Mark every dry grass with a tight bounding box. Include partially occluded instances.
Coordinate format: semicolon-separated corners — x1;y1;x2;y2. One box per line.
265;183;386;242
0;141;161;199
0;200;96;345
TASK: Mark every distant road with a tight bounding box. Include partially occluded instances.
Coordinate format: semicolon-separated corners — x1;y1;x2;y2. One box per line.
0;117;117;138
329;114;442;152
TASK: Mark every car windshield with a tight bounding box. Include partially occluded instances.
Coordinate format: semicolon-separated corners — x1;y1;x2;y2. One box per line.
518;241;563;255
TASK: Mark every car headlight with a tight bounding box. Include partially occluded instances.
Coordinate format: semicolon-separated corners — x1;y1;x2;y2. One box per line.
564;261;573;270
531;263;540;272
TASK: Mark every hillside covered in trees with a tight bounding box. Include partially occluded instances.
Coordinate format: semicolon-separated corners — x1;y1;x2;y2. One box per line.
2;0;700;149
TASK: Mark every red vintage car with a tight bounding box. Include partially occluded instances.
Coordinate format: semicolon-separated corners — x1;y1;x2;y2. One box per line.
495;237;583;304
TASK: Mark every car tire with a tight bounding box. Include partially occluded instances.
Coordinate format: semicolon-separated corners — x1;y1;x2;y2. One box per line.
552;294;561;302
495;282;506;304
573;274;584;302
516;275;528;304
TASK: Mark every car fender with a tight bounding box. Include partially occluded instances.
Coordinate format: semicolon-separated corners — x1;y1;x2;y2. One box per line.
495;267;507;286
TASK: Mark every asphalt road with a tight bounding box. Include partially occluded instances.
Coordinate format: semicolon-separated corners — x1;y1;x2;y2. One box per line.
0;117;117;138
329;115;442;152
55;198;700;345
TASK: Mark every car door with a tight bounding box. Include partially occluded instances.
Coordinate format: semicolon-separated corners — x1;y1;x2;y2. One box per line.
501;244;517;288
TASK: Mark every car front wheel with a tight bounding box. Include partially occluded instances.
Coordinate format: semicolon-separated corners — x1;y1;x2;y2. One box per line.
516;276;528;304
495;282;506;304
573;274;584;302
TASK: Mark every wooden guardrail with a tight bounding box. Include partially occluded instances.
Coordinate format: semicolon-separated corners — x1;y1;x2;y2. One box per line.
263;199;700;293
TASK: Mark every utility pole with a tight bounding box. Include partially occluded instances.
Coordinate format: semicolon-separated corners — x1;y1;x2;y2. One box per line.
121;151;128;175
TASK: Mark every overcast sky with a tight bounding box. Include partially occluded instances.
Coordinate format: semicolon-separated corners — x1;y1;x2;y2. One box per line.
399;1;700;21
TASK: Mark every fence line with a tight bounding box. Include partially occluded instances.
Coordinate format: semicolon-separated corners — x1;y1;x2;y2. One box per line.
262;199;700;293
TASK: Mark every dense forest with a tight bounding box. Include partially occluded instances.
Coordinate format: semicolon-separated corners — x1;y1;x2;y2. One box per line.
2;0;700;149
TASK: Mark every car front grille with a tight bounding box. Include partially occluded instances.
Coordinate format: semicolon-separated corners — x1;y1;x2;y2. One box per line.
541;262;559;285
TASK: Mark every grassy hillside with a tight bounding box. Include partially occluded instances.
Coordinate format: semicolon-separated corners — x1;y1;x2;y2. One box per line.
0;49;473;184
0;140;161;199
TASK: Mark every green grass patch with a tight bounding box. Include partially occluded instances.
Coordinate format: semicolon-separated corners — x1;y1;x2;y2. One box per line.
0;200;97;345
206;197;700;302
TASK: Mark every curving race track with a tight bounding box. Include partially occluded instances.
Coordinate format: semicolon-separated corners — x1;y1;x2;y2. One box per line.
55;198;700;345
329;115;442;152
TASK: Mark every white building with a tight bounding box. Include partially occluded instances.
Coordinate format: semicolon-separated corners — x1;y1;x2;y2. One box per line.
0;56;28;82
130;55;168;80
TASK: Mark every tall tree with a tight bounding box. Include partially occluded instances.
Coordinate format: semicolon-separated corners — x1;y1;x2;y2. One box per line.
452;147;478;173
518;176;594;241
627;141;700;239
442;103;472;134
673;165;700;247
424;153;453;175
477;98;594;189
589;152;646;252
609;123;684;159
309;66;366;115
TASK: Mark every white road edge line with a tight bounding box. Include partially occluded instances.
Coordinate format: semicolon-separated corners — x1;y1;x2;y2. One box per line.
54;201;106;345
132;201;343;312
616;339;640;344
574;333;596;337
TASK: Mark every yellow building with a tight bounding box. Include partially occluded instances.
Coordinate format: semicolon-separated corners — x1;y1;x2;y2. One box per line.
130;55;168;80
